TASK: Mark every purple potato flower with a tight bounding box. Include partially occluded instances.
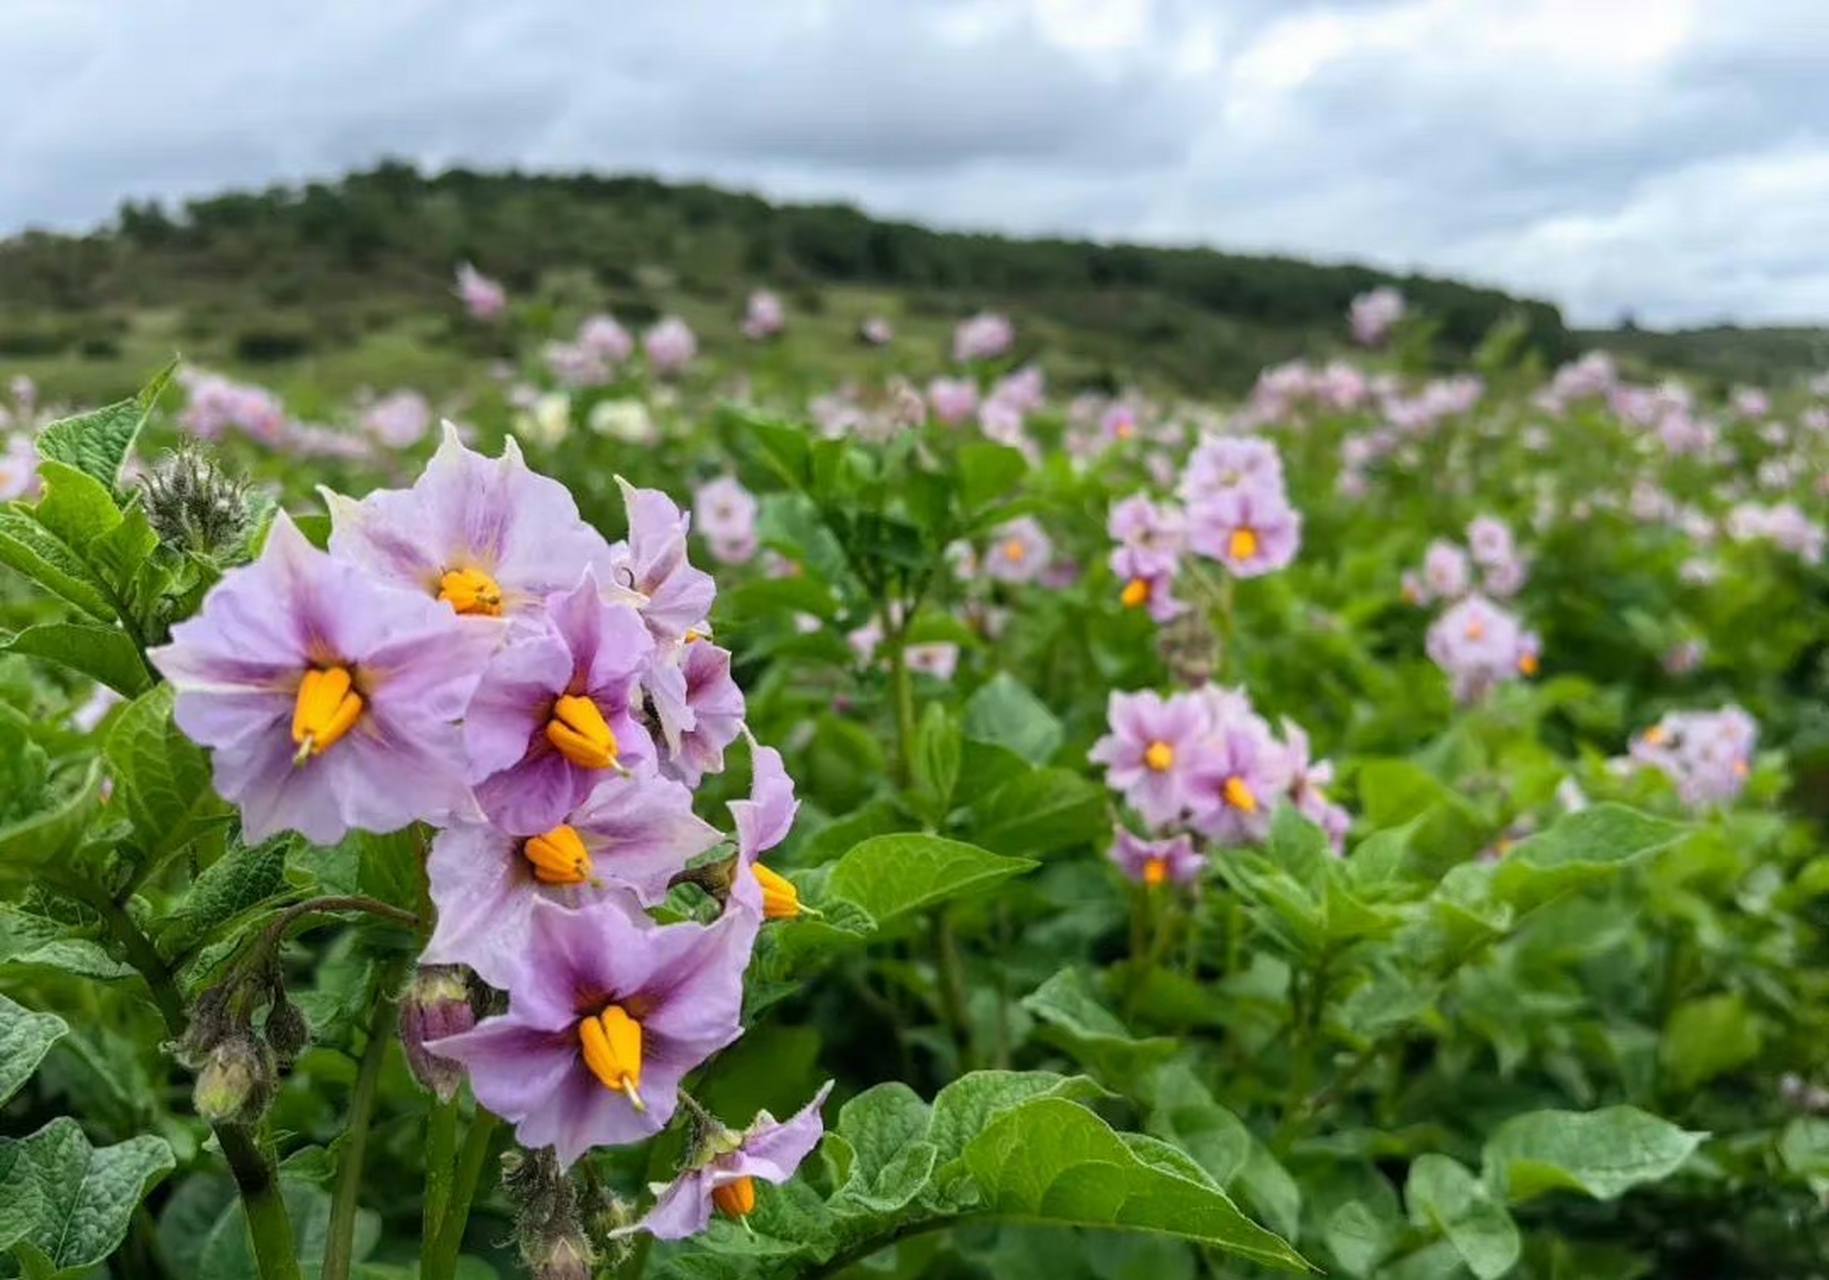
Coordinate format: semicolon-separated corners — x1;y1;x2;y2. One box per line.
632;1083;832;1239
1089;690;1212;829
466;574;657;836
727;740;801;921
325;424;616;622
1186;487;1301;578
151;514;497;844
1184;707;1292;844
1109;829;1204;887
428;897;756;1167
610;479;718;645
649;640;747;788
423;770;722;990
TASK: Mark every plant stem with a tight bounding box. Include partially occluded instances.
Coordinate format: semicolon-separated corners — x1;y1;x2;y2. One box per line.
886;625;917;788
90;892;302;1280
931;911;977;1072
423;1108;501;1280
797;1214;982;1280
423;1098;459;1250
322;967;401;1280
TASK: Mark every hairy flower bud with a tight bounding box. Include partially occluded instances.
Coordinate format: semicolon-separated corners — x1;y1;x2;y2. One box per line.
263;992;311;1064
532;1234;593;1280
140;443;256;559
399;965;476;1102
193;1036;276;1125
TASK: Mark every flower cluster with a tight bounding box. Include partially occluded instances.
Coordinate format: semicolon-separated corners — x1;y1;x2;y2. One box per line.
1091;685;1352;875
1177;435;1301;578
643;317;698;377
1627;705;1756;808
546;314;635;388
952;311;1014;363
1348;286;1405;346
741;290;785;341
455;262;508;321
151;426;825;1232
1402;515;1529;605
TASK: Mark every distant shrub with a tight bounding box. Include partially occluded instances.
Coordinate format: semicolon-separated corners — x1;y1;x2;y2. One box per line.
233;326;315;362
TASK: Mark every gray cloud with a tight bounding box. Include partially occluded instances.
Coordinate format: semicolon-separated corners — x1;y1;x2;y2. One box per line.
0;0;1823;326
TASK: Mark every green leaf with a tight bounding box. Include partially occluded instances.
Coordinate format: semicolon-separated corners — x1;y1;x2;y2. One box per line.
826;834;1035;928
33;362;174;487
1661;993;1762;1091
927;1070;1110;1167
962;674;1062;765
969;768;1106;857
1491;804;1685;911
0;995;67;1108
957;443;1029;516
105;685;223;863
1778;1118;1829;1196
349;827;426;912
0;1119;174;1274
1021;968;1177;1082
0;761;105;881
31;463;124;558
197;1179;378;1280
908;703;962;828
0;509;114;620
1482;1106;1704;1203
1405;1154;1521;1280
961;1098;1309;1271
0;623;151;696
1265;805;1335;891
831;1084;938;1214
154;834;293;959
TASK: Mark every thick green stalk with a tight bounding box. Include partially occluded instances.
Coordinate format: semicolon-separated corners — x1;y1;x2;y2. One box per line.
423;1109;501;1280
423;1098;460;1249
322;969;401;1280
931;911;977;1072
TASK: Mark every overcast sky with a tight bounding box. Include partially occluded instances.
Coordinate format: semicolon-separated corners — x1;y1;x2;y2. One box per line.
2;0;1824;328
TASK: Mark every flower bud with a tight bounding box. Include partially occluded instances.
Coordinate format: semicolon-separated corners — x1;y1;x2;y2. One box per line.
532;1234;592;1280
140;443;256;559
263;993;311;1064
193;1036;276;1125
399;966;476;1102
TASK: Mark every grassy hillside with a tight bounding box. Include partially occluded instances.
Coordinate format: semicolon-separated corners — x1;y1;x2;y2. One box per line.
0;164;1575;405
1;163;1820;407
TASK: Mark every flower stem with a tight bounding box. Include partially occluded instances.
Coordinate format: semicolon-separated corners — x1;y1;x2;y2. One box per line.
90;889;302;1280
423;1098;459;1249
886;626;917;789
423;1107;501;1280
931;911;976;1072
322;966;402;1280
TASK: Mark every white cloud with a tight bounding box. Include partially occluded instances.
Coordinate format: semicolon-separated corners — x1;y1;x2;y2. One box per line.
0;0;1821;326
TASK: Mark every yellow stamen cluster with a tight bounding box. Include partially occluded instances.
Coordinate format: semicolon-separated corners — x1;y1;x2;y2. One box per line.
291;666;363;764
547;695;620;770
1120;577;1150;609
1518;652;1539;677
1142;857;1169;888
438;566;504;617
712;1176;758;1219
523;825;593;885
752;864;803;920
578;1005;645;1111
1228;527;1260;562
1143;741;1175;772
1222;776;1258;814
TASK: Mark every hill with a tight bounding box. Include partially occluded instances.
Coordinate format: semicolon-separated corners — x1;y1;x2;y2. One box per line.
0;163;1578;405
0;163;1819;405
